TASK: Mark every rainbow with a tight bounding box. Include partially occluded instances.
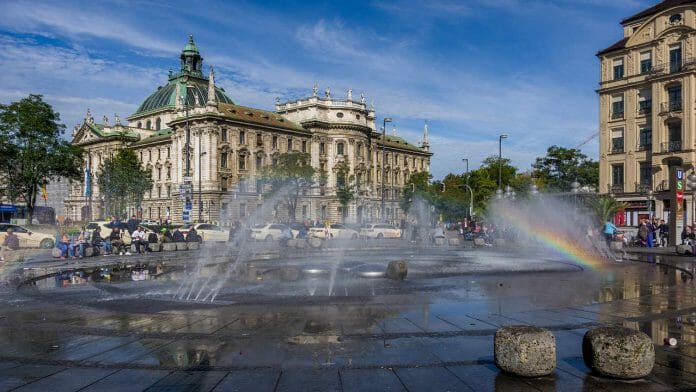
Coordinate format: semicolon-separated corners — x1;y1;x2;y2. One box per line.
494;203;608;269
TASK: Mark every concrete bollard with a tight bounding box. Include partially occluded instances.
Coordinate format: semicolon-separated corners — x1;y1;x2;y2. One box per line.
448;237;460;246
385;260;407;280
676;244;693;255
296;239;307;248
473;238;486;246
175;242;188;251
85;247;95;257
151;243;162;252
495;325;556;377
582;326;654;379
308;238;322;248
51;248;63;258
186;242;199;250
434;237;446;246
162;243;177;251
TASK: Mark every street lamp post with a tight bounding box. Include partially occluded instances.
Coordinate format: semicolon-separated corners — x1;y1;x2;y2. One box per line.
199;146;207;223
571;180;580;210
646;189;654;219
180;94;192;223
686;172;696;230
498;134;508;193
462;158;472;217
381;117;392;222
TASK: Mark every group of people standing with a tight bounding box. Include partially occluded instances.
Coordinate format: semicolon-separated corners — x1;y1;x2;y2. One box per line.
637;218;668;248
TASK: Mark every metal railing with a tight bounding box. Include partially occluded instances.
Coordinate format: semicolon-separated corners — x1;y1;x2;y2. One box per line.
636;143;652;151
610;146;624;154
638;101;652;115
656;180;669;192
660;140;682;152
611;111;624;120
609;184;624;194
660;101;682;113
635;182;652;193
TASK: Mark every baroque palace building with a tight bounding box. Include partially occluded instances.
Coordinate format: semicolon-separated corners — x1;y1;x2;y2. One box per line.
598;0;696;227
64;36;432;225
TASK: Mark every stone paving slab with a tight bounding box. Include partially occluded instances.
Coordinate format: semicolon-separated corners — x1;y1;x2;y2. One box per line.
339;368;405;392
447;364;539;391
210;369;280;392
79;369;171;392
0;364;64;391
143;370;228;392
276;369;341;392
393;366;473;391
12;367;116;392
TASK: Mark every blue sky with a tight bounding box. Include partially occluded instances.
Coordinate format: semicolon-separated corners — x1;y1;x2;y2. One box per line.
0;0;654;179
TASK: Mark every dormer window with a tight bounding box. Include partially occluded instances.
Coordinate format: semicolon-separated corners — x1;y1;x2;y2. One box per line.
670;14;682;23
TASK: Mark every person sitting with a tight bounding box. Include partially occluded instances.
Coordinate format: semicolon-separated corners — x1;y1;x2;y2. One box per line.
110;227;125;255
131;226;150;253
56;232;72;259
91;226;110;255
0;228;20;262
172;228;185;243
159;228;173;243
73;226;89;258
185;227;200;243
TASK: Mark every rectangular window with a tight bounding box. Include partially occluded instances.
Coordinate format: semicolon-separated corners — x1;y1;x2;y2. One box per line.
638;126;652;150
611;164;624;188
221;178;227;192
611;95;624;119
157;167;162;180
639;162;651;186
638;89;651;114
167;147;170;158
272;136;278;149
287;137;292;152
221;129;228;142
239;131;245;145
302;140;307;152
612;58;624;80
239;179;247;193
238;154;246;170
670;45;682;73
255;155;262;171
668;121;682;151
256;179;263;194
166;185;171;197
640;51;652;74
240;203;246;217
256;134;263;147
220;152;228;168
320;142;325;155
667;85;682;111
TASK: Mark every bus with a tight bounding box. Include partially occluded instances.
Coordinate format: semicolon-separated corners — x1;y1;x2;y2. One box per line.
0;204;55;224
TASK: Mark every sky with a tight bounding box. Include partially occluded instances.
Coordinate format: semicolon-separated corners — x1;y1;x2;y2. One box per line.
0;0;655;180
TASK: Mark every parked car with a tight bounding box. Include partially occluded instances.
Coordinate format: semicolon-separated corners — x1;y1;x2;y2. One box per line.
140;219;159;226
309;224;359;239
0;224;55;248
249;223;293;241
360;224;402;239
178;223;228;242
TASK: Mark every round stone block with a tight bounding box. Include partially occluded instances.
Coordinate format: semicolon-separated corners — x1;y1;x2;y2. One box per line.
51;248;63;258
150;243;162;252
175;242;188;251
162;243;177;251
473;238;486;246
582;326;654;379
308;238;322;248
85;246;95;257
186;241;199;250
296;239;307;248
434;237;446;246
448;238;460;246
494;325;556;377
386;260;407;280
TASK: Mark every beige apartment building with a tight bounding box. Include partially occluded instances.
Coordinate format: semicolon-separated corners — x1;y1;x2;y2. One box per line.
65;36;432;225
598;0;696;226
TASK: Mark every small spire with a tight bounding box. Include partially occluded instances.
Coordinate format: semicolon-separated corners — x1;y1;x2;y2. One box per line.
206;66;217;107
422;120;430;151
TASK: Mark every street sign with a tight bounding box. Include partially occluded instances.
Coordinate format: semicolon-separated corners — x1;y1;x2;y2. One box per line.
185;201;193;210
677;180;684;190
677;190;684;202
183;176;193;182
182;210;191;222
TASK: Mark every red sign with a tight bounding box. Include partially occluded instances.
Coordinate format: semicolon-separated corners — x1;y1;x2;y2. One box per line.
677;190;684;202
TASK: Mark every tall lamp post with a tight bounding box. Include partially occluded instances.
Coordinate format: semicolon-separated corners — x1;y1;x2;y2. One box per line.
199;146;207;223
571;180;580;210
462;158;473;217
646;189;655;219
498;134;508;194
180;94;192;223
381;117;392;222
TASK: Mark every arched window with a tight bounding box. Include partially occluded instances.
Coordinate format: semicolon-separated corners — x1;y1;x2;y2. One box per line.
146;120;151;130
337;142;345;155
155;117;161;130
137;121;142;128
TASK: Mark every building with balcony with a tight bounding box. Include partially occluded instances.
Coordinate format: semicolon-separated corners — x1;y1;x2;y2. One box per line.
598;0;696;226
64;36;432;225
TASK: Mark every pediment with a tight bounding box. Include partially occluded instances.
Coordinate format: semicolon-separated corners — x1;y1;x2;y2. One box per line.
72;123;104;145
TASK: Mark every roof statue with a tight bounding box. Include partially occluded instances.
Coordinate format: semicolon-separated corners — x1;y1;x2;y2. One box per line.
422;120;430;151
102;115;109;126
325;86;331;99
360;92;366;104
275;97;281;104
193;91;201;107
85;108;94;124
347;88;353;101
114;113;121;125
370;100;375;111
312;82;318;97
207;66;217;107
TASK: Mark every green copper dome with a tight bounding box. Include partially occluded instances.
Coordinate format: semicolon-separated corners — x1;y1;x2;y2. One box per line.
131;81;234;117
182;34;199;54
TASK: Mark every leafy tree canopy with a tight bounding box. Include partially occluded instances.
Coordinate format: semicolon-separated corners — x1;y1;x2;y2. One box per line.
532;145;598;192
97;148;153;218
260;151;315;222
0;94;83;222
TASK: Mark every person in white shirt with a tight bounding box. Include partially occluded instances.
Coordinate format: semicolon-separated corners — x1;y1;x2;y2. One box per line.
132;226;150;253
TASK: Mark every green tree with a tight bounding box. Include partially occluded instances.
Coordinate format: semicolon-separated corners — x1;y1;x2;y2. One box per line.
532;145;599;191
400;171;433;214
0;94;83;223
97;148;153;218
335;162;355;222
260;151;315;222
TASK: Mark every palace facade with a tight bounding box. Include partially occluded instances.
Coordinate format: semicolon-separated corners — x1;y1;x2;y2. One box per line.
65;36;432;225
598;0;696;226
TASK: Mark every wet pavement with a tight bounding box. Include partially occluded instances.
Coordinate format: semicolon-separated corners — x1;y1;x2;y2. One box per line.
0;242;696;391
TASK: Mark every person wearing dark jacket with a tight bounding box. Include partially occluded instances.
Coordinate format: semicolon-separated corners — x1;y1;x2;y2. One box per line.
126;215;139;235
172;229;185;243
110;227;125;254
186;227;200;243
